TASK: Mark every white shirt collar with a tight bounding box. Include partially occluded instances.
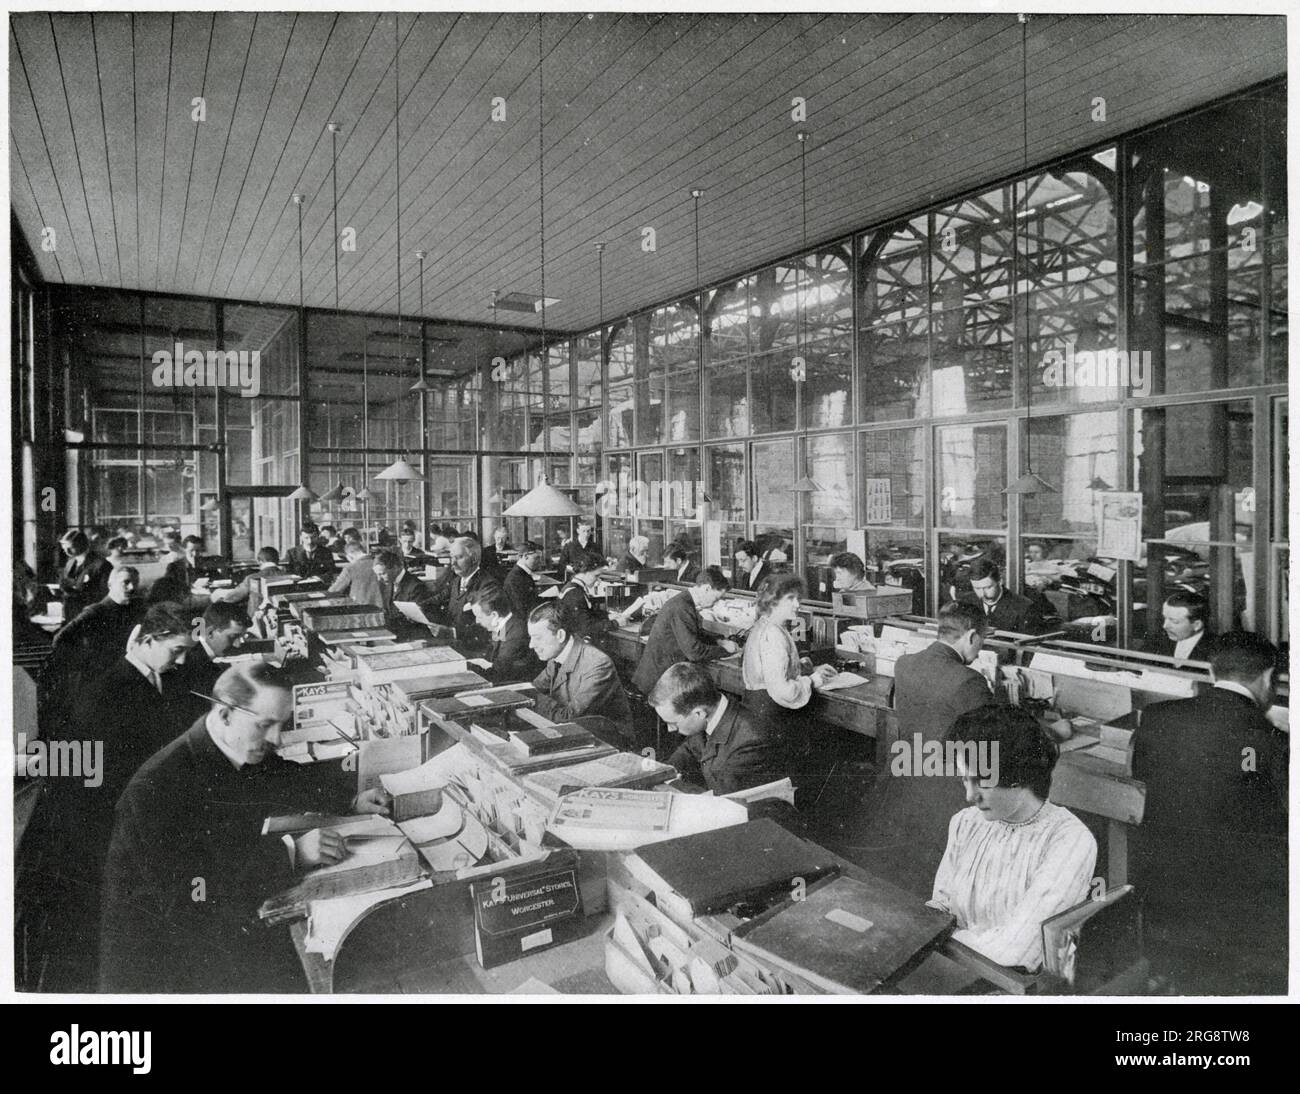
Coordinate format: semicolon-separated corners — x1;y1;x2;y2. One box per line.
495;612;513;637
460;567;479;584
1213;680;1257;704
1173;632;1204;660
204;712;245;769
704;693;729;737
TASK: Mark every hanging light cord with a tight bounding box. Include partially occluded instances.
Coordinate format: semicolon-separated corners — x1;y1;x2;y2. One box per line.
537;14;546;394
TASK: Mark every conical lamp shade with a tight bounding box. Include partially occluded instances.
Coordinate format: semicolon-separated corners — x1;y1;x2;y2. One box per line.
791;476;822;493
503;475;583;518
409;375;432;393
375;458;425;482
354;486;373;501
320;481;346;503
287;484;317;501
1003;471;1058;495
1087;477;1114;492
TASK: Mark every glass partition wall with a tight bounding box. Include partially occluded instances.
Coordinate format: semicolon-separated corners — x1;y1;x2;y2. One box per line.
43;83;1285;650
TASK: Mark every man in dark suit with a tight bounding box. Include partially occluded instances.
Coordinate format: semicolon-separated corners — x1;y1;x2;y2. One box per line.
398;527;429;567
100;662;391;993
559;519;604;576
665;546;699;585
528;601;632;745
649;661;786;795
39;566;145;741
329;541;384;608
373;548;440;639
58;529;112;621
733;539;769;592
285;524;336;581
961;557;1044;634
481;526;511;575
173;601;253;725
470;587;541;684
445;536;500;648
861;601;994;897
1143;591;1219;664
22;601;197;990
1131;632;1287;992
503;542;544;617
632;566;737;697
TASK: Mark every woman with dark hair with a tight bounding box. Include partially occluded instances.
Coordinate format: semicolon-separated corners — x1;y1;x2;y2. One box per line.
739;574;836;730
928;704;1097;972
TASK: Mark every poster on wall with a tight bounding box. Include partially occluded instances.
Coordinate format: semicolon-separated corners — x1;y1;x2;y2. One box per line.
703;521;723;567
865;478;893;525
1095;491;1143;561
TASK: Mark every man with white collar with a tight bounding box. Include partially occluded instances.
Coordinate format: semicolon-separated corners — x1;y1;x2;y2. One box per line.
503;541;544;617
1145;591;1219;664
444;536;499;646
961;557;1043;634
471;587;541;684
527;601;631;745
648;661;785;795
212;547;290;610
733;540;768;592
174;601;252;723
632;566;737;697
100;662;390;993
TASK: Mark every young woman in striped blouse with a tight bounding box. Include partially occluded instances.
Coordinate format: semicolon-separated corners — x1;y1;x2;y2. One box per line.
929;704;1098;972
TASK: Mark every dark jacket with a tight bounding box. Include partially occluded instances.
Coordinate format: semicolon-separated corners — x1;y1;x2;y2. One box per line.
739;560;770;592
60;552;111;620
559;537;604;575
26;656;193;984
1132;687;1288;940
487;613;542;684
532;638;631;729
285;544;337;581
503;564;540;618
674;561;700;585
41;597;146;736
100;718;354;992
960;589;1044;634
667;697;786;795
559;581;612;646
616;553;647;575
448;568;501;647
864;640;996;896
379;570;440;637
632;590;727;696
481;544;510;575
892;640;993;740
1142;628;1219;663
172;641;227;726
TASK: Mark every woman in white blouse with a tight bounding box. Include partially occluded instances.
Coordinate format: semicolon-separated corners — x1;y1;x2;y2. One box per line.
740;574;836;730
929;704;1098;972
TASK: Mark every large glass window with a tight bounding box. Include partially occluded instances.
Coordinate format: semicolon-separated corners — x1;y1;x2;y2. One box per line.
802;432;854;599
1130;91;1284;394
931;188;1014;415
1132;399;1255;643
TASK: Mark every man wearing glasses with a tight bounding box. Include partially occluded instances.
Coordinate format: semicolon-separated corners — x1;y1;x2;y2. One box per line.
100;662;389;993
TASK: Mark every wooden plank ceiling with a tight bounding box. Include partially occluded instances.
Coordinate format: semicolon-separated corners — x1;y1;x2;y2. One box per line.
10;11;1286;336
